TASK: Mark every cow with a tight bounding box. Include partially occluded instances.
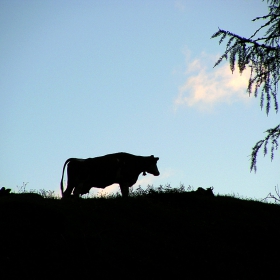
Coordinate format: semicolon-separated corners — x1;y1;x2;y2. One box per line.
60;152;160;198
194;187;214;197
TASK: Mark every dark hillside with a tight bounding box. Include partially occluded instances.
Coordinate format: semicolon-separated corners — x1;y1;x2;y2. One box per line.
1;191;280;279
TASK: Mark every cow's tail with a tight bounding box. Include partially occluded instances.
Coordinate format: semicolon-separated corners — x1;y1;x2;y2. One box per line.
60;158;73;197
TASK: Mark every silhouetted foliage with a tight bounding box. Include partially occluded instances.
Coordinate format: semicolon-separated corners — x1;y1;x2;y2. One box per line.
262;184;280;203
250;123;280;171
211;0;280;171
129;184;214;197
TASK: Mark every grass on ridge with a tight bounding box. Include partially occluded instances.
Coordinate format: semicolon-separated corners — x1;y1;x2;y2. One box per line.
1;182;280;278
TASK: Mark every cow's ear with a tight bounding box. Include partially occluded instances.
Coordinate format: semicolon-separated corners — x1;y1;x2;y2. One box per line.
150;155;159;161
143;171;147;176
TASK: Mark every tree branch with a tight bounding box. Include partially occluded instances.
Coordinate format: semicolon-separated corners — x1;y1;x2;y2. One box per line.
250;124;280;172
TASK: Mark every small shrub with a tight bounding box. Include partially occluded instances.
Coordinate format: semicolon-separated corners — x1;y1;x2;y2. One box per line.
262;185;280;204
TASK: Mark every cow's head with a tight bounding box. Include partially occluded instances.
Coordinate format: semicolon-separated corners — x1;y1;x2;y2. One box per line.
143;155;160;176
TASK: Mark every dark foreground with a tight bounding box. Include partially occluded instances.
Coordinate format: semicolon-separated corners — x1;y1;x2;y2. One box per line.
1;191;280;279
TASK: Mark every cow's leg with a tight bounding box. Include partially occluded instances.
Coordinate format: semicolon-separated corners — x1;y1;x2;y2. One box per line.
72;188;80;197
73;183;84;197
119;184;129;198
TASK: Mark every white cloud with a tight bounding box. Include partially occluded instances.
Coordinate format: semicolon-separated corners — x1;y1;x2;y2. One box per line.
174;52;252;111
89;183;120;196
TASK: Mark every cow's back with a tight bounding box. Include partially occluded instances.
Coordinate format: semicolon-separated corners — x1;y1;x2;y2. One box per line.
67;154;122;187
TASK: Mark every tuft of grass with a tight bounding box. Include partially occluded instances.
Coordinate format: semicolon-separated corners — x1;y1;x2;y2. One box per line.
16;181;30;193
129;183;193;196
84;184;197;199
14;182;59;199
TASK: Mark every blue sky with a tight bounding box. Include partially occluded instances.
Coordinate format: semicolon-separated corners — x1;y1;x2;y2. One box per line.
1;0;279;199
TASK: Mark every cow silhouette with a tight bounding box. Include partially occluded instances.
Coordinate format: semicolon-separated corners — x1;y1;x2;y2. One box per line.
60;152;160;198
